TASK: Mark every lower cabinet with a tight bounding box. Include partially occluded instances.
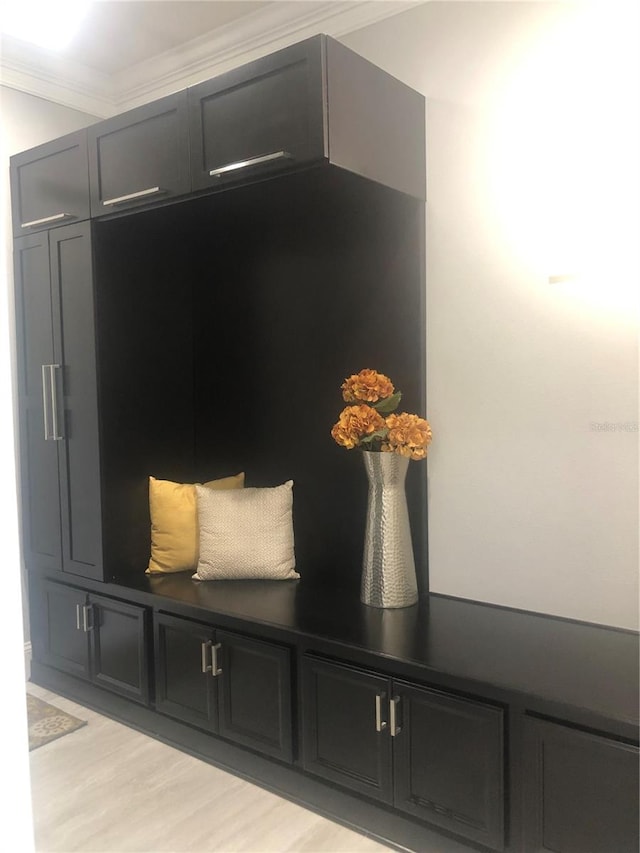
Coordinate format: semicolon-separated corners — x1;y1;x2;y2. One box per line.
302;655;505;851
33;578;150;704
524;716;640;853
154;612;293;763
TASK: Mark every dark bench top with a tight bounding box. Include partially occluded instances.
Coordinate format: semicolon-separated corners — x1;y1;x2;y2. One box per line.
82;571;639;738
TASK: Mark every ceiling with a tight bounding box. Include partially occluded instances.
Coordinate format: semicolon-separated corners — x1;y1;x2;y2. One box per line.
0;1;422;117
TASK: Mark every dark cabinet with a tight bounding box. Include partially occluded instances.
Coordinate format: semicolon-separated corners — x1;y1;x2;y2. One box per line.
188;35;425;199
154;612;218;732
88;91;190;215
10;130;90;238
302;656;505;850
524;716;640;853
393;680;504;850
155;613;293;762
14;223;102;580
33;579;149;704
189;37;325;192
301;657;393;803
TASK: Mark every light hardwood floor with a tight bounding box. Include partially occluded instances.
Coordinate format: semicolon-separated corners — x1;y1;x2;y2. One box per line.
27;684;399;853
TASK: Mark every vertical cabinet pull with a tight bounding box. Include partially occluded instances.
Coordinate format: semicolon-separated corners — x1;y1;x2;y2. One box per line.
41;364;63;441
82;604;93;632
201;640;212;673
42;365;51;440
389;696;401;737
375;693;387;732
211;642;222;676
49;364;63;440
76;603;82;630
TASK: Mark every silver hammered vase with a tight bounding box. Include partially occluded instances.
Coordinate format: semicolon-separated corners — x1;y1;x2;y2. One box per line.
361;451;418;608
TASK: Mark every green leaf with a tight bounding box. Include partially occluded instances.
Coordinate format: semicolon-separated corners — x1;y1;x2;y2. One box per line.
360;429;389;445
372;391;402;414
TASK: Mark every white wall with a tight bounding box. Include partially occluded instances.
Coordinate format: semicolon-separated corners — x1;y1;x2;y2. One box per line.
0;87;99;851
342;2;639;629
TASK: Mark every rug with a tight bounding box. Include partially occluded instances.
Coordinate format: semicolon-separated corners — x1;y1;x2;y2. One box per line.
27;694;87;751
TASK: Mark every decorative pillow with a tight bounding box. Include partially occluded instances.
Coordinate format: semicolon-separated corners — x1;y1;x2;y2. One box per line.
146;473;244;574
193;480;299;581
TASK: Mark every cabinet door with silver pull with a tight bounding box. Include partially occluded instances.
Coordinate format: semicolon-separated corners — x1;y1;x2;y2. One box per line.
88;91;190;217
10;129;90;238
13;232;63;573
301;655;393;804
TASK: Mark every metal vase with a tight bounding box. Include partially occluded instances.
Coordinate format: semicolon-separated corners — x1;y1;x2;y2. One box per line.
361;451;418;608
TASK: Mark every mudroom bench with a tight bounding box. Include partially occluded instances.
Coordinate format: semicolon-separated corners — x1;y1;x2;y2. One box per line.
29;572;639;853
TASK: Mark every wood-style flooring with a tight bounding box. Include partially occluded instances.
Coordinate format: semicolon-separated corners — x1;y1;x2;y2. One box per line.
28;684;397;853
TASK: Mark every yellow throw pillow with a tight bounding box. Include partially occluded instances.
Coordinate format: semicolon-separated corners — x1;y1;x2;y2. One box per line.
146;473;244;574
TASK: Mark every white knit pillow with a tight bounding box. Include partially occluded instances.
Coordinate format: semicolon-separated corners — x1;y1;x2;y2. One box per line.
193;480;299;581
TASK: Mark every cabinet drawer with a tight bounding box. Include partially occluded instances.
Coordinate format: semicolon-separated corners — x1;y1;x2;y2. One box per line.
10;130;90;237
89;91;190;215
189;36;325;192
524;716;639;853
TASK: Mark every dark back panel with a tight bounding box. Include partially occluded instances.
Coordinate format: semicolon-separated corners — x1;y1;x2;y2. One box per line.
191;168;426;592
93;207;196;578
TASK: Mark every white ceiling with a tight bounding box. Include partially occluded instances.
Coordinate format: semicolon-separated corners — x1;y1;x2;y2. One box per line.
0;1;423;117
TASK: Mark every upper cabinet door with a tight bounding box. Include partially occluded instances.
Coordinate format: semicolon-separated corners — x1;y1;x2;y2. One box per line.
10;130;90;237
88;91;190;216
189;36;326;192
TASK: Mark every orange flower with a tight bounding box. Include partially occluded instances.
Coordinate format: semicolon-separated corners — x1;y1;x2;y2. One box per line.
341;369;394;404
383;412;432;460
331;405;386;450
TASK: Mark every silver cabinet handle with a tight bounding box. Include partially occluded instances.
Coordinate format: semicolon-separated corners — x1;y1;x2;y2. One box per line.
210;642;222;677
102;187;165;206
82;604;93;632
49;364;63;441
21;213;75;229
389;696;401;737
42;365;51;440
375;693;387;732
209;151;292;178
201;640;212;673
76;604;82;630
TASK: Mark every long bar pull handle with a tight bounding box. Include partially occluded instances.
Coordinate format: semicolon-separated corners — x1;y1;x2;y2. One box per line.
389;696;401;737
375;693;387;732
102;187;165;206
201;640;212;673
42;365;51;440
82;604;93;632
49;364;63;440
210;642;222;677
21;213;75;229
76;604;82;630
209;151;292;178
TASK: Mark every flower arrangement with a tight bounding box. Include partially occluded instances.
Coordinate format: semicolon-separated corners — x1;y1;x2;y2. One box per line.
331;369;432;460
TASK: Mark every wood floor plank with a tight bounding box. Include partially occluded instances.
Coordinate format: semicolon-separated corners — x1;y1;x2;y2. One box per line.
27;686;396;853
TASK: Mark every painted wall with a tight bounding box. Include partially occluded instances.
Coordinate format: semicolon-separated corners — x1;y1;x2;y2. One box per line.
342;2;639;629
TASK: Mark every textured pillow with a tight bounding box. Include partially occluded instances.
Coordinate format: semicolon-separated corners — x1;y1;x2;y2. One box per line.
193;480;299;581
146;473;244;574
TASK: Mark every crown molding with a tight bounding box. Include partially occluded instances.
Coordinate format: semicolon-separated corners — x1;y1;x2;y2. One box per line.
0;34;116;118
0;1;423;118
113;1;423;111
